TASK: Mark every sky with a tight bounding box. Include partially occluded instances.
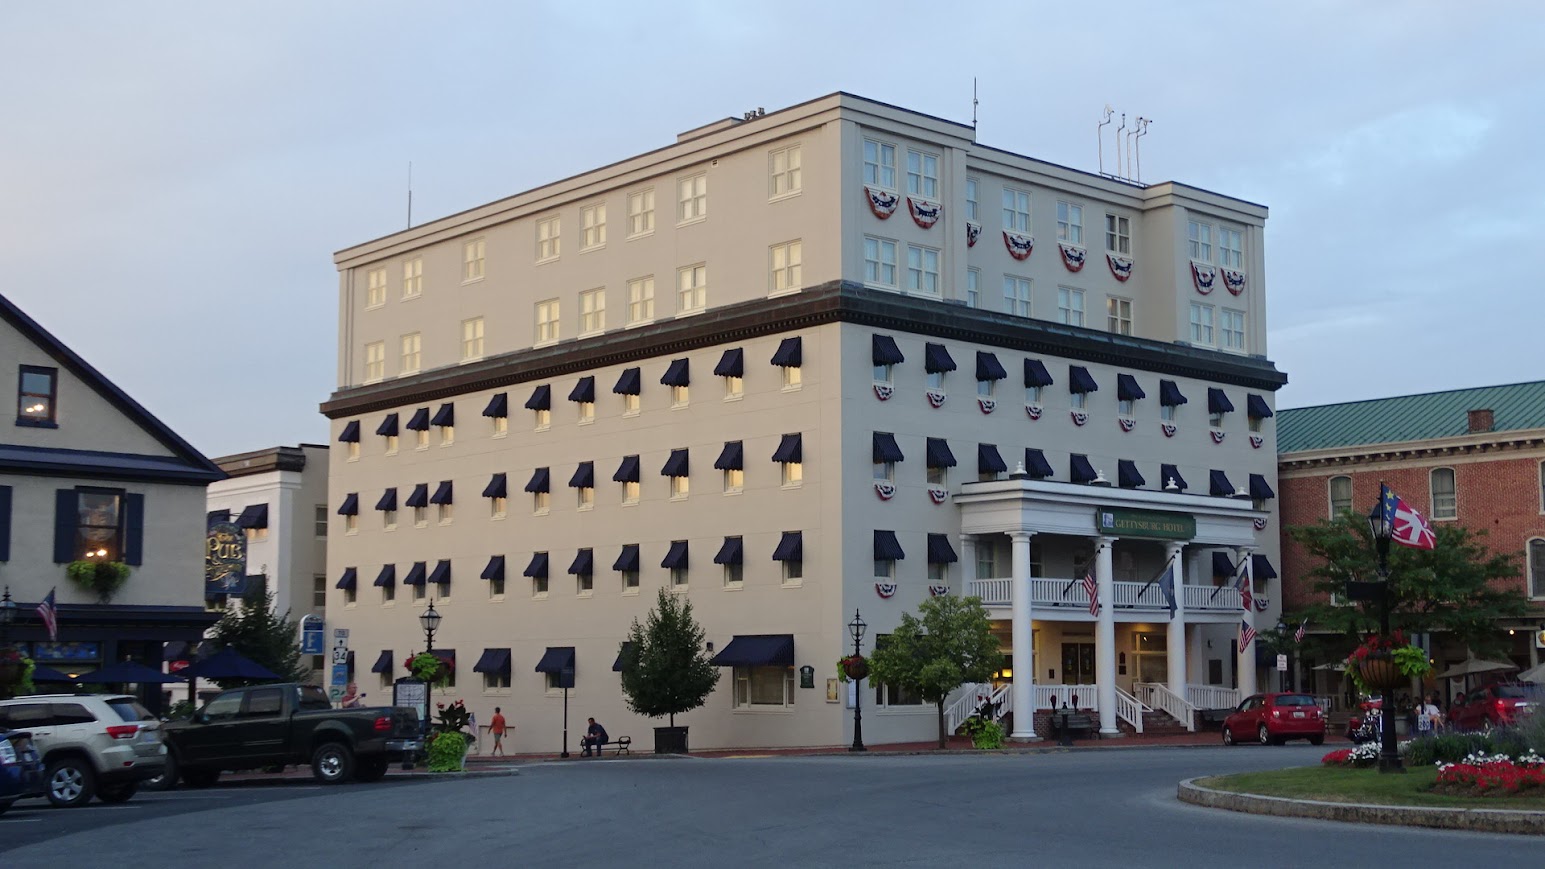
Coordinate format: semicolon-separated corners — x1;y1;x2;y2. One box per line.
2;1;1540;458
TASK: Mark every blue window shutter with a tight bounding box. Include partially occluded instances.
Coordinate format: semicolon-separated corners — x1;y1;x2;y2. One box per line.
54;488;77;563
0;485;11;561
124;493;145;566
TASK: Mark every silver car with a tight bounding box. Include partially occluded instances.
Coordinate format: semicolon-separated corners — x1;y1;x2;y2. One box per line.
0;694;166;807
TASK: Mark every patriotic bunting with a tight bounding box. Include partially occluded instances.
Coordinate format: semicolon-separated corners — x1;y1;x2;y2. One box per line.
1191;261;1217;294
1210;430;1227;444
1249;435;1265;449
1253;517;1268;531
1161;423;1178;438
1025;404;1044;421
1118;417;1136;433
1004;230;1035;260
874;481;897;501
1221;268;1247;295
928;487;949;504
928;583;951;597
1254;596;1270;613
1070;410;1088;427
865;187;899;219
966;221;982;247
908;197;942;229
1058;243;1087;272
1107;254;1134;282
978;397;996;414
873;384;894;401
926;389;947;409
875;582;898;599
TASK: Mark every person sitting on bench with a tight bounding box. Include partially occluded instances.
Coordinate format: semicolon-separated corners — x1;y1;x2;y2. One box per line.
581;717;609;757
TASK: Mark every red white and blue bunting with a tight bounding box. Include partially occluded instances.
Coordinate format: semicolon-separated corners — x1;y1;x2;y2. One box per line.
873;384;894;401
1004;230;1035;261
874;481;897;501
928;583;950;597
1191;261;1217;295
908;197;942;229
1026;404;1044;421
875;582;898;599
928;487;949;505
1058;243;1087;273
966;221;982;247
1249;435;1265;449
1107;254;1134;282
1161;423;1177;438
1118;417;1135;433
1210;430;1226;444
1254;596;1270;613
978;397;996;414
1070;410;1089;427
926;389;947;409
1253;517;1268;531
866;186;899;220
1221;268;1247;295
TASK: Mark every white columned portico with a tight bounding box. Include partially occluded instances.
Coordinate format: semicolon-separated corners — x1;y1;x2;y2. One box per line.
1164;542;1188;701
959;534;977;589
1095;536;1119;736
1235;546;1257;697
1008;531;1037;741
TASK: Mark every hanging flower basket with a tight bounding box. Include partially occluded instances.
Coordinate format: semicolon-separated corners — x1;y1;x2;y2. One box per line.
839;655;869;682
1355;655;1404;692
1345;631;1431;694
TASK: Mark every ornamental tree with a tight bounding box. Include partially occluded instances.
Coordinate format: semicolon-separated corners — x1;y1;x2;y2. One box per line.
208;579;308;686
867;594;999;749
619;589;720;728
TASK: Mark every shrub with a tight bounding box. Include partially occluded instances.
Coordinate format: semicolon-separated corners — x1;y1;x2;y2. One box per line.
961;716;1005;749
1402;732;1492;766
425;730;470;772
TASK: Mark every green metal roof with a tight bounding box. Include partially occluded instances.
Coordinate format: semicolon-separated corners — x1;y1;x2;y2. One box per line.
1276;381;1545;453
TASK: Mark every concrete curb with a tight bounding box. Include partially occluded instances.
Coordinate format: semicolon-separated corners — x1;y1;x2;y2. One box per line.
1177;777;1545;835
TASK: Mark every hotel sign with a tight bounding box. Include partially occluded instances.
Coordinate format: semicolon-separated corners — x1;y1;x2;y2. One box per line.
1095;508;1195;540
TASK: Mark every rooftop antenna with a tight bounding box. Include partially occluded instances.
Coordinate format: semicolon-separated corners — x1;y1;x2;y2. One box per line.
1097;105;1113;176
1125;122;1138;182
1115;114;1127;180
407;161;413;229
972;77;979;131
1134;117;1152;183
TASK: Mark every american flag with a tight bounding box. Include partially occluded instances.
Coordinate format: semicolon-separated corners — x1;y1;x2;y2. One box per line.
1083;570;1100;616
36;587;58;641
1239;619;1256;649
1293;618;1308;644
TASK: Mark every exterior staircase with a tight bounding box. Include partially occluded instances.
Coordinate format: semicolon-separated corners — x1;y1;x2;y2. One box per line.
1117;709;1190;737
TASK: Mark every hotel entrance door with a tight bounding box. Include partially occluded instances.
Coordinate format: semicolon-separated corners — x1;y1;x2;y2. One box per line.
1061;643;1095;685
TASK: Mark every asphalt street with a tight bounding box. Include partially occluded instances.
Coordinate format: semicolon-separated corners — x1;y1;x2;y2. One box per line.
2;746;1536;867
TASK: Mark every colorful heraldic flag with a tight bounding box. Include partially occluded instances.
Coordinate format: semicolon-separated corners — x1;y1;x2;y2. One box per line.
1381;484;1436;550
1239;620;1257;649
1083;570;1100;616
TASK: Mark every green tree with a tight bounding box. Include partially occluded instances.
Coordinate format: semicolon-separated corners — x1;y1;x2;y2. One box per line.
207;580;307;687
867;595;1000;749
1286;513;1527;659
619;589;720;728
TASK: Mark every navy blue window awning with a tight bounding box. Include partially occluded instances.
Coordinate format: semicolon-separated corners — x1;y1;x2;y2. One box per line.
1023;448;1054;479
473;649;511;675
569;376;596;404
661;448;689;478
771;336;802;367
661;540;689;569
338;420;361;443
569;462;595;489
1070;454;1098;484
613;367;642;396
429;559;451;586
405;483;429;508
1209;469;1236;497
1068;366;1099;394
373;564;396;587
375;488;397;512
482;473;507;499
710;635;794;667
569;549;593;576
524;552;549;579
1159;379;1188;407
613;455;640;483
525;385;552;411
431;402;455;427
872;334;905;366
1247;394;1274;419
1208;388;1235;415
402;561;427;587
430;481;453;505
926;438;957;469
613;544;640;572
337;493;359;516
714;536;743;565
714;348;745;377
873;530;905;561
534;647;575;675
1251;554;1278;580
1118;459;1145;489
376;413;399;437
772;433;802;464
1117;374;1146;402
1024;359;1054;388
483;392;508;418
772;531;803;562
406;407;431;431
612;642;634;672
481;555;505;581
335;567;357;591
1212;551;1236;577
927;533;958;564
714;441;744;471
526;467;550;494
1160;464;1188;491
1249;473;1275;500
371;650;393;674
975;351;1008;382
923;342;956;374
873;432;905;464
661;358;691;387
236;504;268;529
978;443;1007;475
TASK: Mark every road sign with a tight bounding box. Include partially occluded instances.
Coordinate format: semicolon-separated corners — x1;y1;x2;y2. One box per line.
332;647;350;666
1276;654;1288;672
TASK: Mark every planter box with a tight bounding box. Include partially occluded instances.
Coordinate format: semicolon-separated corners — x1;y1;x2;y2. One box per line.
653;726;689;755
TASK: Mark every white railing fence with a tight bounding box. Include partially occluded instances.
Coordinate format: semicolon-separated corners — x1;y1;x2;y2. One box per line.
1183;585;1242;612
1113;686;1150;733
1034;684;1098;712
965;578;1012;607
943;683;1012;735
1030;577;1091;609
1133;682;1197;732
1187;684;1241;710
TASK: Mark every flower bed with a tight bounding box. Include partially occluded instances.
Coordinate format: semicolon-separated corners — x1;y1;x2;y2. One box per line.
1433;751;1545;797
1322;743;1381;768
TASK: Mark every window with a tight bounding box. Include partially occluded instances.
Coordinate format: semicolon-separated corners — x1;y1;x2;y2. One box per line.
492;411;507;436
461;317;484;361
1529;539;1545;598
927;561;947;583
1056;201;1083;245
1328;476;1353;518
74;489;123;561
623;392;640;415
381;582;395;603
873;361;892;385
581;204;606;250
671;384;689;408
1071;391;1086;410
863;236;898;287
723;542;744;587
402;257;422;298
781;459;803;487
863;139;896;189
535;298;560;345
1431;468;1457;520
965;178;979;220
927;463;948;488
1004;276;1032;318
399;333;421;375
1219;228;1243;268
491;495;506;519
670;473;689;499
770;145;802;197
782;364;801;390
875;679;925;707
1189;303;1215;345
1161;402;1176;422
1107;297;1133;335
463;238;485;281
770;241;802;293
313;574;326;608
723;468;744;494
926;369;944;391
965;268;980;308
783;556;803;584
1002;188;1030;232
366;267;386;307
1026;384;1042;406
533;490;549;515
671;561;689;589
627;276;655;324
488;574;505;597
364;341;385;383
580;288;606;335
17;366;57;425
1220;309;1245;352
977;377;994;398
627;189;655;237
1105;214;1130;254
874;558;894;580
577;485;594;510
976;544;997;579
533;573;549;597
874;459;895;483
906;245;940;295
1119;398;1134;417
734;666;795;708
724;375;743;399
536;216;560;261
344;584;356;605
678;173;707;222
415;427;429;450
1187;220;1212;262
345;512;358;534
483;669;511;690
314;505;328;539
678;264;707;313
1057;287;1084;327
622;480;640;505
534;407;551;431
906;149;939;198
414;505;428;527
438;501;453;524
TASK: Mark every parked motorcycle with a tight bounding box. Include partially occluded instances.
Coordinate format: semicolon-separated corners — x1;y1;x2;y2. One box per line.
1345;699;1382;744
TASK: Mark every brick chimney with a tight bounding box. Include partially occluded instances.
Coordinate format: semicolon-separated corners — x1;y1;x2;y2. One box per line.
1466;408;1494;433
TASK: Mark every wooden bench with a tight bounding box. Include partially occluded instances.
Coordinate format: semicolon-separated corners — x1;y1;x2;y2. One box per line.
585;736;631;756
1048;711;1097;741
1197;709;1232;729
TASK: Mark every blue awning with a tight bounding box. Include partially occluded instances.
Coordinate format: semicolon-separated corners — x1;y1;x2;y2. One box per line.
335;567;357;591
771;337;802;367
481;555;504;581
473;649;511;674
978;443;1007;475
926;438;957;468
534;647;575;675
337;493;359;516
714;348;745;377
1209;469;1236;497
661;448;689;477
402;561;427;586
1249;473;1275;500
1068;366;1098;394
613;455;640;483
613;544;640;572
375;488;397;512
1024;359;1054;388
236;504;269;529
872;334;905;366
1247;394;1274;419
1118;459;1145;489
1070;454;1098;484
612;642;634;672
873;530;905;561
1211;551;1235;577
714;441;744;471
660;358;691;387
568;549;593;576
772;531;803;562
1117;374;1146;402
569;376;596;403
975;351;1008;382
338;421;360;443
569;462;595;489
661;540;689;569
1251;554;1278;580
429;559;451;586
873;432;905;463
405;483;429;508
710;635;794;667
483;392;508;418
524;552;549;579
771;433;802;464
1023;448;1054;479
431;481;453;505
1208;388;1235;415
482;473;507;498
613;367;642;395
927;533;958;564
525;385;551;411
525;468;550;493
376;413;399;436
406;407;430;431
1159;379;1188;407
373;564;396;587
431;403;455;427
371;650;394;674
714;537;743;565
1160;464;1188;491
923;342;956;374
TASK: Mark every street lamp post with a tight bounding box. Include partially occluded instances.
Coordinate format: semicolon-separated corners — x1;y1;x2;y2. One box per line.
0;587;16;646
418;599;442;737
848;609;867;753
1366;499;1405;774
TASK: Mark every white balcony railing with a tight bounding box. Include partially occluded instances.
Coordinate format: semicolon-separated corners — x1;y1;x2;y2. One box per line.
965;578;1012;607
1035;684;1097;712
1184;585;1242;612
1187;684;1241;710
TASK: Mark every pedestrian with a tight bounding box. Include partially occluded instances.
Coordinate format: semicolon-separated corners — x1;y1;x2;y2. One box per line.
580;717;608;757
1425;692;1445;733
340;682;363;709
490;707;507;756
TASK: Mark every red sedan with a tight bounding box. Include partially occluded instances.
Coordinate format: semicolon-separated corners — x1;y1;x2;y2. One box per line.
1448;683;1537;732
1222;693;1327;746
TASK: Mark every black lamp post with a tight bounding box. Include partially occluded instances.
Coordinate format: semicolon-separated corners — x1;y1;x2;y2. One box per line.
1276;621;1288;693
848;609;866;753
418;598;442;736
0;587;16;645
1366;498;1405;774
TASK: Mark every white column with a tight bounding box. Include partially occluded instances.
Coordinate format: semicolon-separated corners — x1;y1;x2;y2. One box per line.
1009;531;1038;741
1165;542;1188;705
959;534;977;594
1095;537;1119;736
1235;547;1257;697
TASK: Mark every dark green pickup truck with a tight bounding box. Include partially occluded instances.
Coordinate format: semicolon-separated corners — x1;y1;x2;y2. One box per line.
159;683;422;786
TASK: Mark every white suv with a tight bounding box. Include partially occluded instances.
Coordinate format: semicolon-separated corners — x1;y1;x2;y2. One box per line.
0;694;166;807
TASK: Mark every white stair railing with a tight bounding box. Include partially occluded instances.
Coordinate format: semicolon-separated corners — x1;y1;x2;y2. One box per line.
1034;684;1098;712
1113;686;1150;733
1134;682;1197;732
944;683;993;734
1187;684;1241;710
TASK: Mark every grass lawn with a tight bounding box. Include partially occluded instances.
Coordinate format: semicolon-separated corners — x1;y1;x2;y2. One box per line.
1197;765;1545;810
